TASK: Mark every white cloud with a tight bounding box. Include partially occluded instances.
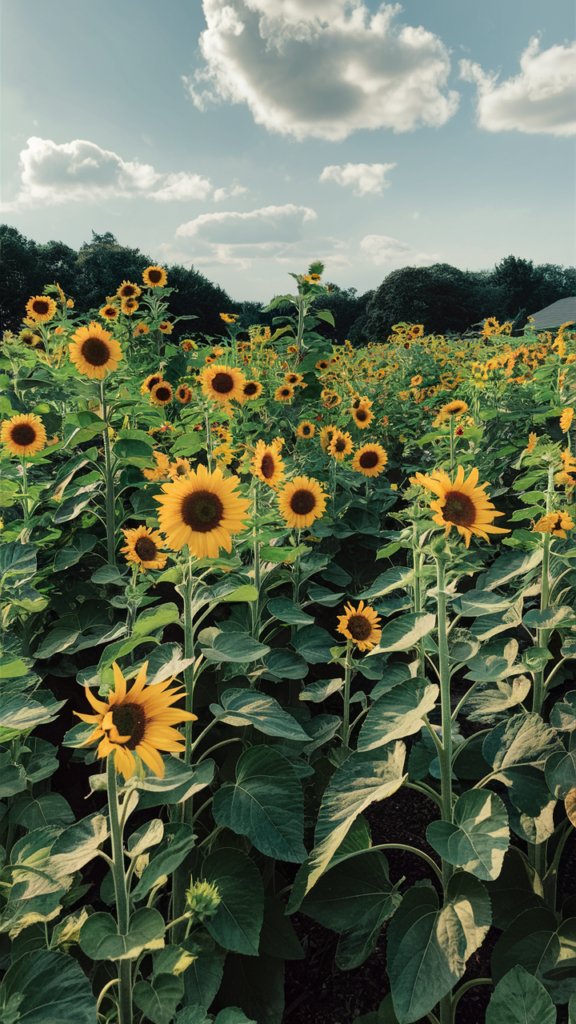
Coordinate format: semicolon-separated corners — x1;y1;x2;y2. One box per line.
175;203;321;268
185;0;459;141
460;37;576;137
2;136;242;210
320;161;396;196
213;182;249;202
360;234;439;266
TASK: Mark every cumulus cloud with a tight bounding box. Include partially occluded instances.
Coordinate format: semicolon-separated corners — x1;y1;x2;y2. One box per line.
2;136;244;210
175;203;320;268
320;161;396;195
185;0;459;140
213;181;249;202
460;37;576;137
360;234;439;267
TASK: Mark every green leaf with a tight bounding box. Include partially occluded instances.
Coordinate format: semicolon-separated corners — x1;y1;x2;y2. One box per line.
114;437;155;460
8;792;75;830
368;613;436;655
484;847;547;930
358;567;414;600
259;893;304;960
182;931;227;1010
215;951;284;1024
307;583;345;607
483;548;542;589
202;632;270;663
550;692;576;732
127;819;165;857
507;798;557;845
135;757;215;809
358;680;438;750
133;974;185;1024
53;533;98;571
0;542;37;584
458;590;514;616
79;906;165;960
466;676;532;723
490;907;576;1002
49;813;109;876
212;747;307;862
426;790;509;880
471;598;524;641
523;606;575;629
267;598;314;625
133;602;181;637
483;713;562;811
0;691;66;732
0;761;27;798
486;965;557;1024
0;949;97;1024
300;678;344;702
263;648;309;680
370;664;412;698
221;585;258;603
546;749;576;799
202;848;264;956
210;689;309;741
292;625;335;664
131;824;196;900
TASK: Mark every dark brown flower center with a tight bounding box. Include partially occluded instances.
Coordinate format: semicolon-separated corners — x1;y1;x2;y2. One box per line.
356;409;368;422
280;388;290;397
11;423;36;446
111;703;146;749
244;382;258;396
443;491;476;527
318;362;328;369
287;375;298;384
148;269;163;283
260;453;275;479
290;489;316;515
120;284;137;297
359;450;379;469
334;438;346;452
212;372;234;394
302;426;311;435
146;376;162;391
175;464;187;476
347;614;372;641
104;307;116;317
81;336;111;366
32;298;50;315
154;386;172;402
134;536;158;561
181;490;224;532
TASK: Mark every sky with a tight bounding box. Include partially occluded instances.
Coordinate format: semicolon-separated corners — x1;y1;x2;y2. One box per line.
2;0;575;302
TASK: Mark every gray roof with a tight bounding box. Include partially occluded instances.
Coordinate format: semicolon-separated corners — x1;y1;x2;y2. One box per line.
528;296;576;329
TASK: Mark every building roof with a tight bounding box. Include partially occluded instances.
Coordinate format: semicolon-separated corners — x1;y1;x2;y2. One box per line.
528;296;576;330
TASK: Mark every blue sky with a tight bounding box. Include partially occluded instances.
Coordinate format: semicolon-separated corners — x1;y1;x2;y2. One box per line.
2;0;575;301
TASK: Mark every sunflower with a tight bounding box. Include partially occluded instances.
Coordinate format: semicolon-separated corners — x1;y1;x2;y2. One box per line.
351;405;374;429
433;400;469;427
297;421;315;439
201;364;246;405
337;601;382;652
285;372;304;386
322;389;342;409
328;430;354;460
143;451;171;481
251;440;285;487
120;526;167;571
169;457;191;481
526;432;538;452
69;322;122;379
274;385;295;403
176;384;193;405
150;381;174;407
414;466;509;547
319;424;337;453
141;375;163;397
74;661;196;780
408;325;425;339
181;339;196;352
25;295;57;322
156;464;250;557
278;476;326;529
219;313;239;324
143;266;167;288
1;413;47;457
117;281;141;300
533;511;574;539
240;380;263;402
159;321;173;334
560;408;574;433
352;443;388;478
351;395;372;410
19;329;42;348
410;375;423;386
121;297;139;316
133;322;150;337
316;359;330;371
99;303;119;322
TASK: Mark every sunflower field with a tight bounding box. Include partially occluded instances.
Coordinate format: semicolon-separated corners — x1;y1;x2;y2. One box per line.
0;263;575;1024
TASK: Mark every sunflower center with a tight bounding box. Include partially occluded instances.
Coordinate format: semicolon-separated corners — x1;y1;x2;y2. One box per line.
134;536;158;561
81;336;112;366
155;386;172;401
347;614;372;641
147;376;161;390
121;285;137;297
260;453;275;479
281;388;290;397
148;269;162;283
359;450;379;469
32;299;50;314
287;375;297;384
111;703;146;749
175;464;188;476
290;488;316;515
302;426;311;435
211;372;234;395
181;490;224;532
356;409;368;422
335;438;346;452
443;491;476;527
11;423;37;446
244;382;258;396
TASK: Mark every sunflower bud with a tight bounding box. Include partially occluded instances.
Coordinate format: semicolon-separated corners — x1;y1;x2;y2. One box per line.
185;879;221;922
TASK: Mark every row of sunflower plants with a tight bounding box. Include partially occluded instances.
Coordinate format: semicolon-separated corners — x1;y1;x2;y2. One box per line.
0;263;574;1024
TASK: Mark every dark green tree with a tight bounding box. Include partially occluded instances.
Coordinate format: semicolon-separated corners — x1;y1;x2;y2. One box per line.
74;231;151;312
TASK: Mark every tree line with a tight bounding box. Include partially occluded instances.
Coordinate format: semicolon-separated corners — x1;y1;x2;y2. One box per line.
1;224;574;344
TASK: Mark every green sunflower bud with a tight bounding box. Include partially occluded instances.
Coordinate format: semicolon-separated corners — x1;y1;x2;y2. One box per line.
185;879;221;922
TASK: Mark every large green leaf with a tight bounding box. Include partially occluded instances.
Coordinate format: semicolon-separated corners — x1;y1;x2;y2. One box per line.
292;625;335;664
491;906;572;999
484;847;548;930
133;602;181;637
0;691;66;732
486;965;557;1024
202;848;264;956
201;631;270;663
53;533;98;571
546;749;576;800
263;648;309;680
216;951;284;1024
79;907;165;960
426;790;509;881
0;949;97;1023
523;606;575;629
466;677;532;723
8;792;75;830
368;613;436;655
182;931;227;1010
132;757;215;809
550;692;576;732
0;542;37;584
133;974;184;1024
358;680;438;750
471;597;524;641
212;747;307;862
458;589;515;616
482;713;562;812
507;798;557;845
483;548;542;590
267;598;314;625
210;689;309;741
131;824;196;900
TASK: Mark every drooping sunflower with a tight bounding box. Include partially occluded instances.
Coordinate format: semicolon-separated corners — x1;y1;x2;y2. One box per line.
336;601;382;651
220;313;239;324
414;466;509;547
25;295;57;323
1;413;47;457
352;443;388;478
274;384;295;403
251;439;285;487
316;359;330;371
99;303;119;322
141;373;164;395
322;389;342;409
117;280;142;301
176;384;193;405
121;297;139;316
533;511;574;539
201;364;246;405
319;424;337;453
143;451;171;481
150;381;174;407
240;380;263;402
159;321;173;334
133;322;150;337
120;526;167;571
19;329;42;348
432;400;469;426
277;476;326;529
143;266;167;288
69;322;122;379
328;430;354;460
169;457;191;481
74;661;196;780
297;421;315;439
156;464;251;557
351;405;374;429
285;372;304;386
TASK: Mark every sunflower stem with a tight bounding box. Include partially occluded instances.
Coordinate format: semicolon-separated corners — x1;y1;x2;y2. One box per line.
434;555;453;890
532;463;554;716
205;409;213;471
20;458;31;526
107;756;133;1024
251;482;261;642
101;380;116;565
183;554;196;764
449;416;455;478
342;641;354;748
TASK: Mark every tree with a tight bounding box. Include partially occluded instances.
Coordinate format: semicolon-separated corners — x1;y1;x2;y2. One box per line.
493;256;576;320
311;284;372;344
74;231;151;312
164;264;238;340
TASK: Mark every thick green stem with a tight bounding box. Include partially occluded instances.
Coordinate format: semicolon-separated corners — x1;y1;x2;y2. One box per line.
183;559;195;765
435;557;453;888
251;483;261;641
107;757;132;1024
412;515;425;675
532;530;551;715
101;381;116;565
296;295;305;361
205;409;213;471
20;459;31;526
342;642;353;748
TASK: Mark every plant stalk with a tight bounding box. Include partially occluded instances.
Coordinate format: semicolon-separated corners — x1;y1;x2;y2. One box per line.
107;756;132;1024
101;380;116;565
342;642;353;747
435;556;453;886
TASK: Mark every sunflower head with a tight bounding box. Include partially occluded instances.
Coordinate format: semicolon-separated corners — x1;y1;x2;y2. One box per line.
121;297;139;315
201;364;246;405
176;384;193;405
141;373;164;395
278;476;326;529
156;464;251;558
416;466;509;547
285;372;304;386
117;281;142;300
133;322;150;337
274;384;295;403
316;360;330;371
533;511;574;539
25;295;57;323
433;400;469;427
1;413;47;458
251;440;285;488
100;304;119;322
120;526;167;571
143;450;171;481
240;380;263;402
19;329;43;348
169;457;192;481
181;339;197;351
328;430;353;460
352;443;388;478
297;421;315;439
321;389;342;409
159;321;173;334
69;322;122;379
150;381;174;407
143;266;167;288
336;601;382;651
351;405;374;429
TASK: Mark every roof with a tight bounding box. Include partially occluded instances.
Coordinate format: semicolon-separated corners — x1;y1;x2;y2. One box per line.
528;296;576;330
